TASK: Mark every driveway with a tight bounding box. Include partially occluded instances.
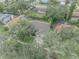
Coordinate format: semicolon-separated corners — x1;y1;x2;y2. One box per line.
31;20;50;34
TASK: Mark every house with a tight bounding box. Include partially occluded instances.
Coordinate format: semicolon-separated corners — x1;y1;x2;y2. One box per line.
41;0;48;3
59;0;72;5
32;0;48;5
0;14;14;24
72;12;79;18
59;0;65;5
72;8;79;18
55;23;78;33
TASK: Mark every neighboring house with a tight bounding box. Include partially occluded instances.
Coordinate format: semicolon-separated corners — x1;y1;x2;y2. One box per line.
72;12;79;18
59;0;72;5
55;23;78;33
72;8;79;18
41;0;48;3
33;4;47;14
59;0;65;5
0;14;14;24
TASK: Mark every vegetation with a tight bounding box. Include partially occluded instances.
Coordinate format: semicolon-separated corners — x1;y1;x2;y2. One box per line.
0;0;79;59
28;12;48;21
1;39;46;59
43;28;79;59
69;18;79;27
0;24;8;34
0;0;35;15
0;25;5;32
9;20;36;43
0;3;5;12
1;27;79;59
47;0;77;28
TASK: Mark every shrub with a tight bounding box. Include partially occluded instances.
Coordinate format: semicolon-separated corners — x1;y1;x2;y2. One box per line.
1;37;46;59
4;26;9;31
43;28;79;59
9;20;36;43
47;0;77;28
0;20;40;59
1;21;79;59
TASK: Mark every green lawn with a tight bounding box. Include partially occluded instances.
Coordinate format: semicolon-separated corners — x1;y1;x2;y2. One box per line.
0;25;4;31
28;12;47;21
0;25;8;35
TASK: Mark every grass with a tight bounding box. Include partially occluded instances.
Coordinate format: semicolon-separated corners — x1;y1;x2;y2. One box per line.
0;24;8;35
0;25;5;32
28;11;48;21
1;28;79;59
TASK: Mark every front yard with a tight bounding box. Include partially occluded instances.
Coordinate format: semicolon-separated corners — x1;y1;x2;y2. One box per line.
0;24;8;35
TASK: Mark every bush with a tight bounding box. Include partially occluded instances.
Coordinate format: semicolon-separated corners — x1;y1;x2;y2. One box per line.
0;20;39;59
4;26;9;31
1;37;46;59
9;20;36;43
43;28;79;59
1;22;79;59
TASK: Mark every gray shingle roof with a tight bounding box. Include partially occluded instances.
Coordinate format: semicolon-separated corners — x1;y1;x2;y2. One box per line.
0;14;13;24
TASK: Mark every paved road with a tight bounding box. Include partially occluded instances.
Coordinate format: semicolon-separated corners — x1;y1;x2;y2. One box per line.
31;20;50;34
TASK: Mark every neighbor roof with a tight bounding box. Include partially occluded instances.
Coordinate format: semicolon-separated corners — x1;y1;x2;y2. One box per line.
72;12;79;17
0;14;13;24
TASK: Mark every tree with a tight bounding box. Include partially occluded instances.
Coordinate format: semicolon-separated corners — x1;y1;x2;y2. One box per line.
43;28;79;59
5;0;36;15
65;0;77;22
0;3;5;12
47;0;77;28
